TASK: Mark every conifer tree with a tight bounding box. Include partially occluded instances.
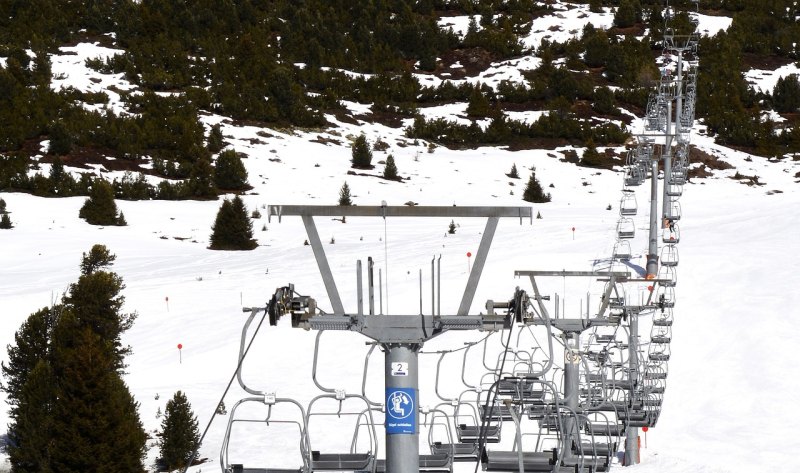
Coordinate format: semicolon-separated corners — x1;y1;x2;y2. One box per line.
448;220;456;234
214;149;249;190
522;170;551;203
338;182;353;206
48;121;72;156
0;213;11;229
507;163;519;179
773;74;800;113
0;197;6;213
209;196;257;250
383;154;398;180
2;247;146;472
207;124;225;153
614;0;638;28
187;157;217;199
79;179;126;226
159;391;201;471
466;85;490;118
351;134;373;169
49;320;146;472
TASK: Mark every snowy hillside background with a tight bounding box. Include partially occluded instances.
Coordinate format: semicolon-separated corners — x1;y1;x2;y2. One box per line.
2;2;800;472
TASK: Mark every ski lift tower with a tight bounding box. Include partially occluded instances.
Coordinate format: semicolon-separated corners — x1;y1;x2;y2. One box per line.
267;204;531;473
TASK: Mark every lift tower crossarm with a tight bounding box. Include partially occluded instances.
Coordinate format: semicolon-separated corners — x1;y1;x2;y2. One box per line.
269;205;532;316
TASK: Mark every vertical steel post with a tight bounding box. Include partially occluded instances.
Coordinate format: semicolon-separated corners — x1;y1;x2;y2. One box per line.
384;344;419;473
563;334;580;458
624;313;640;465
646;155;660;277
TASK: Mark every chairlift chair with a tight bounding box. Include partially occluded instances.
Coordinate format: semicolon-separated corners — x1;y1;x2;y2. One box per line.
616;218;635;240
662;223;680;244
305;394;378;472
221;396;311;473
619;191;637;216
611;240;632;261
660;245;679;267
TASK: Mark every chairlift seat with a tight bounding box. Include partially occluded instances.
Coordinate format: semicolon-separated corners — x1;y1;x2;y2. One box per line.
232;466;303;473
481;448;557;472
585;423;624;436
607;379;634;390
652;318;673;327
311;452;373;471
431;441;480;462
644;372;667;380
651;336;671;344
369;454;451;473
649;353;670;361
457;423;501;443
573;441;617;457
480;403;514;422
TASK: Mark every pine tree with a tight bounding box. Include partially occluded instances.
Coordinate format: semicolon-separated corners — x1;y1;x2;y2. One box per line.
466;85;490;118
159;391;201;471
351;133;373;169
207;123;225;153
448;220;456;234
1;306;57;472
773;74;800;113
79;179;125;226
209;196;257;250
187;157;217;199
589;0;603;13
49;321;146;473
64;245;136;370
0;213;12;229
522;171;551;203
48;121;72;156
338;182;352;206
2;248;146;472
0;198;6;213
383;154;398;180
507;163;519;179
214;149;248;190
614;0;637;28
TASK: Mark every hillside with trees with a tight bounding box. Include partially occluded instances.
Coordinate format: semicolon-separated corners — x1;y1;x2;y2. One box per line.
0;0;798;198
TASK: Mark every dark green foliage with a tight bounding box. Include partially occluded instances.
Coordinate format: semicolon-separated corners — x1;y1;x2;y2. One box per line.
448;220;456;234
339;182;353;206
2;248;145;473
773;74;800;113
49;320;146;473
507;163;519;179
79;179;126;226
351;134;373;169
48;121;72;156
113;172;154;200
383;155;399;180
80;243;117;276
215;150;249;190
159;391;201;471
522;171;551;203
466;85;491;118
589;0;603;13
209;196;257;250
614;0;639;28
64;246;136;370
592;87;619;116
207;124;225;153
187;157;217;199
0;212;11;229
580;140;605;168
0;197;6;212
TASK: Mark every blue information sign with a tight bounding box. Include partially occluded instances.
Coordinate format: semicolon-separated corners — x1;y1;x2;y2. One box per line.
385;387;416;434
